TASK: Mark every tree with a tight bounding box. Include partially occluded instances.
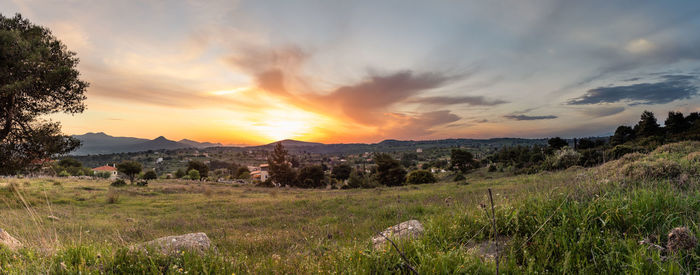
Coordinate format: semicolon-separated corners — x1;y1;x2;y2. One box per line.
187;160;209;179
235;166;250;178
374;153;406;186
267;142;295;186
142;170;157;180
611;125;635;145
636;110;660;137
117;161;142;184
450;149;478;173
406;170;437;185
0;14;88;175
297;165;325;188
548;137;568;150
665;111;689;134
331;164;352;181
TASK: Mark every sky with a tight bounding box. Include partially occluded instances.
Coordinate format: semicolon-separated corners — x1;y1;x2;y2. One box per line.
2;0;700;145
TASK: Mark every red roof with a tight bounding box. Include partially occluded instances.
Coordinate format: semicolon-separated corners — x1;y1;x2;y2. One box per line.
92;165;117;172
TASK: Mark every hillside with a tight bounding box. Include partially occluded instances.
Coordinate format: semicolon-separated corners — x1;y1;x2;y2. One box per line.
1;141;698;273
70;133;219;155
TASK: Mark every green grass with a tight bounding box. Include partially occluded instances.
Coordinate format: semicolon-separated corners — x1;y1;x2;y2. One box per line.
1;141;699;274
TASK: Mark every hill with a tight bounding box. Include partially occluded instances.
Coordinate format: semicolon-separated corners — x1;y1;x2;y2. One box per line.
70;133;221;155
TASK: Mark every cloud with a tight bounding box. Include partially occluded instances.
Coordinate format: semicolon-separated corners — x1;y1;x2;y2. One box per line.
405;95;507;106
381;110;461;138
568;75;698;105
580;106;625;117
504;114;558;121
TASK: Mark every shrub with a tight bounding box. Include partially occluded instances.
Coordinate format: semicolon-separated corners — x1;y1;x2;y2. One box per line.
545;147;581;170
95;171;112;179
58;170;70;177
609;145;635;159
136;180;148;187
110;179;127;187
142;170;157;180
453;174;466;181
406;170;437;185
188;169;201;181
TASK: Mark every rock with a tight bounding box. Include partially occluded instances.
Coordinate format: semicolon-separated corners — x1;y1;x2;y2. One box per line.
372;220;424;250
467;237;510;260
136;232;213;255
47;215;60;221
667;227;697;252
0;228;22;250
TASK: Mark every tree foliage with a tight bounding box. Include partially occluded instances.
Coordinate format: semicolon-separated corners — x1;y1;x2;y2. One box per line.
0;14;88;175
267;142;295;186
636;110;660;137
116;161;142;184
296;165;325;188
187;160;209;179
331;164;352;181
406;170;437;185
374;153;406;186
450;149;478;173
547;137;568;150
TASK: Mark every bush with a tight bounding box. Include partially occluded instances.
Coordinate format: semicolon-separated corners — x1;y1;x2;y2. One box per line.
110;179;127;187
188;169;201;181
58;170;70;177
95;171;112;179
453;174;466;181
406;170;437;185
142;170;157;180
136;180;148;186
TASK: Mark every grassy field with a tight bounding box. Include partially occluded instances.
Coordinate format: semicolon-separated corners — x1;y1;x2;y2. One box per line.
1;141;699;274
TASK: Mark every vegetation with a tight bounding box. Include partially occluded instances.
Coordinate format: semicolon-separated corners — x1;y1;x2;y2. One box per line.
374;153;407;187
0;14;87;175
0;142;698;273
406;170;437;185
116;161;142;184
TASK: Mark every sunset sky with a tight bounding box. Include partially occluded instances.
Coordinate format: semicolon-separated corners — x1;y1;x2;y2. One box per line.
2;0;700;145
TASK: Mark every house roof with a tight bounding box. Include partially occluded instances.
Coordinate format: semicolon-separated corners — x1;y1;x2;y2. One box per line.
93;165;117;172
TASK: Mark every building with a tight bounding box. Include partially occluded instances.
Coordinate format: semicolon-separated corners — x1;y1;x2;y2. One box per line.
416;148;423;153
92;164;118;179
250;163;270;182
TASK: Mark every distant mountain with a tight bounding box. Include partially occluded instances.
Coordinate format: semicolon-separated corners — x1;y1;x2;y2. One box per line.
70;133;220;155
178;139;223;148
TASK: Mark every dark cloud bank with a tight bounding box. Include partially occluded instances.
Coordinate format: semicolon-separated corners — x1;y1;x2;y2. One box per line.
569;75;698;105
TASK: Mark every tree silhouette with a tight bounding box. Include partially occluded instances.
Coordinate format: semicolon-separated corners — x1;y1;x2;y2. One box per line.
267;142;295;186
636;110;660;137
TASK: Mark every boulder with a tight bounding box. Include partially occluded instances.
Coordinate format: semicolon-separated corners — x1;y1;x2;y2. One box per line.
372;220;424;250
0;228;22;250
136;232;213;255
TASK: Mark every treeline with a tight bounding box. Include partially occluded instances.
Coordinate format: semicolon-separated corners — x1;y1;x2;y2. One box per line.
488;110;700;174
262;143;478;189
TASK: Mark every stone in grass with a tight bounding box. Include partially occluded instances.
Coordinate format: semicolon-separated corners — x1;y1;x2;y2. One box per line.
372;220;424;250
135;232;213;255
0;228;22;251
667;227;697;253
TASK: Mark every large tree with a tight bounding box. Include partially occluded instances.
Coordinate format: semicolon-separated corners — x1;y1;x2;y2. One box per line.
0;14;88;174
